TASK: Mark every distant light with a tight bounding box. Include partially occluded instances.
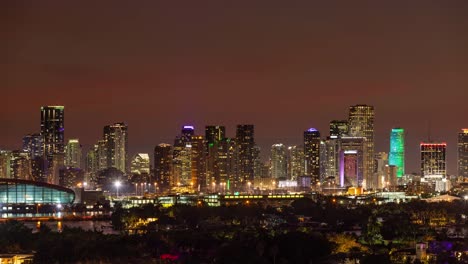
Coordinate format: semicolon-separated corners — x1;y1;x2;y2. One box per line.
307;128;318;132
183;126;194;130
56;204;62;209
114;181;122;188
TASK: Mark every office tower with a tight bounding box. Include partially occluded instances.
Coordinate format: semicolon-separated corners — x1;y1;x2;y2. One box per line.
389;128;405;178
253;145;262;179
49;153;65;185
130;153;150;175
304;128;321;180
85;146;98;186
191;135;206;189
348;105;375;189
271;144;287;179
96;140;108;171
375;152;389;189
330;120;349;138
0;150;11;178
65;139;82;169
104;123;128;173
22;133;44;159
319;140;328;181
420;142;447;177
339;137;365;187
205;126;226;149
458;129;468;178
323;138;340;182
287;145;304;180
10;151;31;180
154;143;173;188
226;138;239;189
236;125;255;183
41;106;65;162
173;126;194;186
205;126;226;186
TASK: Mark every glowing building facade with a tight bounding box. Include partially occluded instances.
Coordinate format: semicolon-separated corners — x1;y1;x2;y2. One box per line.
270;144;287;179
420;142;446;177
104;123;128;173
41;106;65;163
458;129;468;178
154;143;173;188
348;105;375;189
304;128;321;180
389;128;405;177
65;139;82;169
236;125;255;184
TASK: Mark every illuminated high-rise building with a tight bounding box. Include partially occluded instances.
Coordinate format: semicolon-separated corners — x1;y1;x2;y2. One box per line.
41;106;65;163
236;125;255;183
375;152;388;189
23;133;46;181
205;126;225;149
65;139;82;169
154;143;173;188
130;153;150;175
104;123;128;173
96;140;108;171
389;128;405;178
226;138;239;189
323;137;340;182
22;133;44;159
173;126;194;186
458;129;468;178
420;142;446;177
330;120;349;138
271;144;287;179
85;145;99;186
304;128;321;180
287;145;304;180
191;135;206;189
348;105;375;189
0;150;11;178
49;153;65;185
205;126;226;186
339;137;365;187
10;151;31;180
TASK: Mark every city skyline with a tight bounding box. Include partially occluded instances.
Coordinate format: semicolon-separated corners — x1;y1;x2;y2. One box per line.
0;105;465;176
3;2;468;175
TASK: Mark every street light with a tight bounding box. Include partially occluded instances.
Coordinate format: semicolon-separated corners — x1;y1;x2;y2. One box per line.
114;180;122;197
247;181;251;194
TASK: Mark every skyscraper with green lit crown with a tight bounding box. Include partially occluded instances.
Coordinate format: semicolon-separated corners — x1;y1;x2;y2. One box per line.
389;128;405;177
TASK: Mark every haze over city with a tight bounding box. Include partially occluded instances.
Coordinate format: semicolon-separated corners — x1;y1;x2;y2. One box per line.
3;2;468;173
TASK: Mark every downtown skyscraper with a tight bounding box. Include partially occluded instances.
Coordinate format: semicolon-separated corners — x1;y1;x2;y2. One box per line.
304;128;321;181
458;129;468;178
420;142;447;177
41;106;65;162
348;105;375;189
104;123;128;173
154;143;173;188
389;128;405;178
65;139;82;169
270;144;287;179
236;125;255;184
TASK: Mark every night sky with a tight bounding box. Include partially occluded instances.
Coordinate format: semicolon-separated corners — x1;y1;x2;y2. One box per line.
3;1;468;174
